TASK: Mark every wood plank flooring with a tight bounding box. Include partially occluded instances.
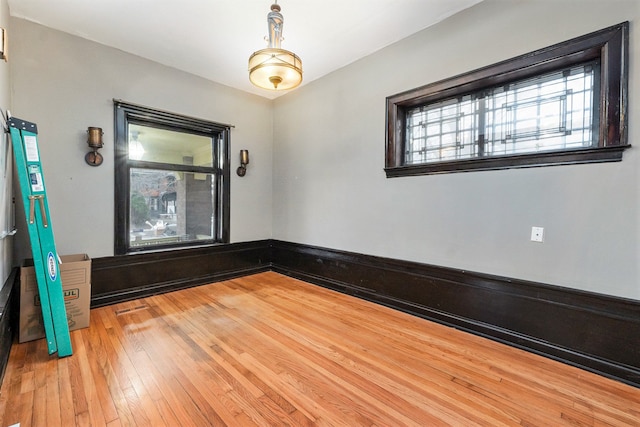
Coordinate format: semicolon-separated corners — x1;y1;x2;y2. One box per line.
0;271;639;426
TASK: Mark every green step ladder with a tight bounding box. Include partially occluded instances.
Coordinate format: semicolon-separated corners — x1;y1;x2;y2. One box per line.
8;114;73;357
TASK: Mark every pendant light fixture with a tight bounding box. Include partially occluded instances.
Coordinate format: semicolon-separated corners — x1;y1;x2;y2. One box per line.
248;1;302;91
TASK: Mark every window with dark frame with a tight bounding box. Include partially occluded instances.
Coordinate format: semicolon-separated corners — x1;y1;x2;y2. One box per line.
114;101;230;255
385;22;629;177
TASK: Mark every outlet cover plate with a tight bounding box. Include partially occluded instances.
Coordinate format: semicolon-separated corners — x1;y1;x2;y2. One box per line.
531;226;544;242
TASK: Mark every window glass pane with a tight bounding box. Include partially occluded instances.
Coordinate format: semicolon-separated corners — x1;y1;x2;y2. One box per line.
129;168;216;249
129;124;213;167
404;62;596;164
405;95;476;164
487;63;595;155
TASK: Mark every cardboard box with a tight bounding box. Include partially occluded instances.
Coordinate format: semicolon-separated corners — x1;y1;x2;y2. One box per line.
19;254;91;343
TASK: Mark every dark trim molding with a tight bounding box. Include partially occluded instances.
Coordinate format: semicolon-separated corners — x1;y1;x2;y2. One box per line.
91;240;271;307
270;240;640;388
0;268;18;387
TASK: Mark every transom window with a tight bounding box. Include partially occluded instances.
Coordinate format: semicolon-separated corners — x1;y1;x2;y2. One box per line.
114;101;230;255
405;62;597;164
386;22;628;177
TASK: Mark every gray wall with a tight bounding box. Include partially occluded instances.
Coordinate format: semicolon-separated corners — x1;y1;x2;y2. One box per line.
0;0;12;285
272;0;640;300
8;1;640;301
10;18;274;262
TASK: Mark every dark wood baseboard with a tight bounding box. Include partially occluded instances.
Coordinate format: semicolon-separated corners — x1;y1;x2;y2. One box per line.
90;240;271;307
0;268;18;386
270;240;640;388
5;238;639;389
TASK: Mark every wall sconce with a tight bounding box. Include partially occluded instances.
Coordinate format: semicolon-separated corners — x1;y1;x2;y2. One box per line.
237;149;249;176
85;126;104;166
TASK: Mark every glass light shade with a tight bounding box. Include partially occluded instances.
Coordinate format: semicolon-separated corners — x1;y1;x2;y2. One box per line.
249;48;302;90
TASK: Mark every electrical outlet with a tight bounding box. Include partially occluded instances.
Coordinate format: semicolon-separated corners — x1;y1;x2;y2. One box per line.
531;226;544;242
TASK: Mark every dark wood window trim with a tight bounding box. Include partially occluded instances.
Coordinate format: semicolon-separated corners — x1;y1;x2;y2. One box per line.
385;22;629;177
114;100;231;255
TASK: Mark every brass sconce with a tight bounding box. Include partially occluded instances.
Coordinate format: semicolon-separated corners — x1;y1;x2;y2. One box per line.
85;127;104;166
237;150;249;176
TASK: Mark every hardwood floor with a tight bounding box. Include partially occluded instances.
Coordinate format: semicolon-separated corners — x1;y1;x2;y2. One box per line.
0;271;639;426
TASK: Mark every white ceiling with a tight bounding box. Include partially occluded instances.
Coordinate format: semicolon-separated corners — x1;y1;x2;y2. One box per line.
8;0;482;99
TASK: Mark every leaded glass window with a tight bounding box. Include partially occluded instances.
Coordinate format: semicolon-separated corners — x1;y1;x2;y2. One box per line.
404;62;598;165
385;22;628;177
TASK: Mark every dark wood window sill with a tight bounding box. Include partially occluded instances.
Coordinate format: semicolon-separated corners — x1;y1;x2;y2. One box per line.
385;145;631;177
